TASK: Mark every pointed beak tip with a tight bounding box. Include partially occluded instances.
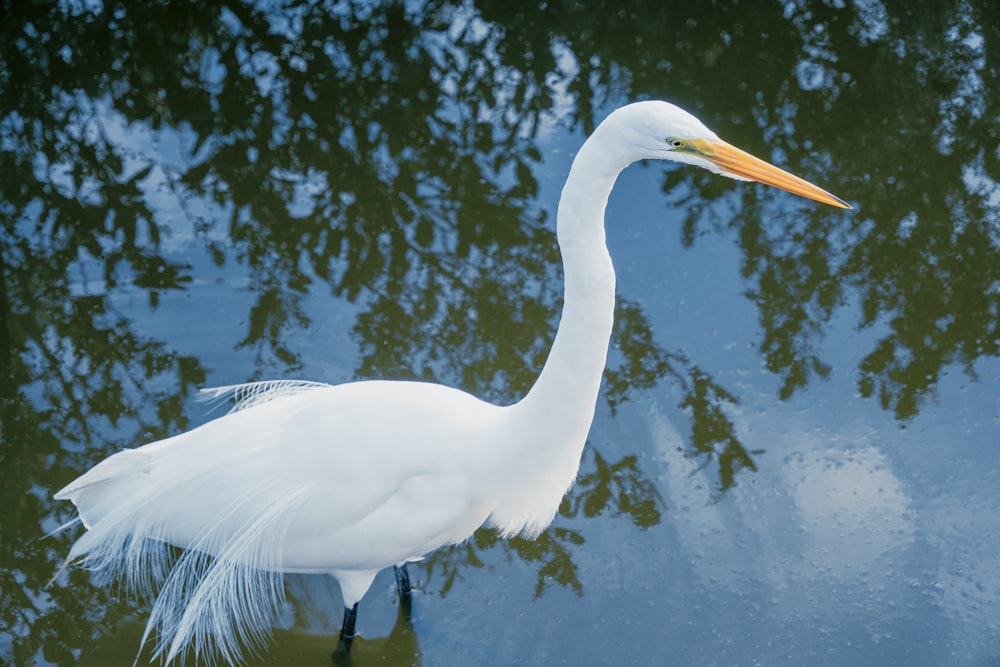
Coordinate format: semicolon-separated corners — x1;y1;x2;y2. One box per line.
705;139;853;212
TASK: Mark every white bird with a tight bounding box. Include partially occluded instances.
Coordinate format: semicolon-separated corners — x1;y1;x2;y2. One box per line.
55;101;851;664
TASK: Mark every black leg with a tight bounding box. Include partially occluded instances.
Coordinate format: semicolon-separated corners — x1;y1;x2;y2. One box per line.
394;564;413;616
335;603;358;654
394;563;412;597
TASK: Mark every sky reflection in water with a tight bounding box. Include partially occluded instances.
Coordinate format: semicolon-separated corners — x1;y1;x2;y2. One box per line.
1;1;998;665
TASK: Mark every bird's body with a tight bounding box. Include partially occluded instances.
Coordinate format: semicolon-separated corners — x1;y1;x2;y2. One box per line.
69;383;498;566
55;101;850;664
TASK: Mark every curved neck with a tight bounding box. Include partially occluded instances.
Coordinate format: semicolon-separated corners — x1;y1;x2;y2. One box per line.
486;116;641;538
518;126;634;442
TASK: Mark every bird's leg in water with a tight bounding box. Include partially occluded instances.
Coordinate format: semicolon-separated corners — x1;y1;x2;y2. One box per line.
336;603;358;653
394;564;412;616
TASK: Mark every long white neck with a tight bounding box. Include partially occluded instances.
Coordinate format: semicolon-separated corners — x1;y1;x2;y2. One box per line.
490;117;638;538
520;128;631;431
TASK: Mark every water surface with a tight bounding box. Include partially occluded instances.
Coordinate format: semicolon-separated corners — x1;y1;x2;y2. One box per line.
2;1;998;665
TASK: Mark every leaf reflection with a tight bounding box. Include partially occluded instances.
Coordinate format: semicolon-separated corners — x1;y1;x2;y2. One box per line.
426;446;665;600
2;0;998;664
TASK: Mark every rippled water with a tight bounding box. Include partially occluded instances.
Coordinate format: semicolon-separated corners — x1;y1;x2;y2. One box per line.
2;1;998;665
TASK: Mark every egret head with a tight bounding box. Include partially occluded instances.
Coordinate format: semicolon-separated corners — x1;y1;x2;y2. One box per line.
606;100;852;209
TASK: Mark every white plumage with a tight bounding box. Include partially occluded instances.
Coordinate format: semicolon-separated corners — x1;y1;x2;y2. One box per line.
55;101;850;664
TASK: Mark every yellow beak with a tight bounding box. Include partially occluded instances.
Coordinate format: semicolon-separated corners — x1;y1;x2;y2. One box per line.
699;139;852;209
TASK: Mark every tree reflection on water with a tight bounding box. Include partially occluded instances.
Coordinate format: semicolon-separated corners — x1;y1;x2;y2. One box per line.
1;0;996;664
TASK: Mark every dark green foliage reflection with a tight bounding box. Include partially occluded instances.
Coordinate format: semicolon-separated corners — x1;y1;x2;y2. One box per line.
2;0;997;664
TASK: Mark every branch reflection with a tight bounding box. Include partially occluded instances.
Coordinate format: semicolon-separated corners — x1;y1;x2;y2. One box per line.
2;0;996;663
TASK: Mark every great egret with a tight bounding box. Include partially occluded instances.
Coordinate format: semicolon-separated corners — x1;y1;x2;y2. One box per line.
54;101;850;664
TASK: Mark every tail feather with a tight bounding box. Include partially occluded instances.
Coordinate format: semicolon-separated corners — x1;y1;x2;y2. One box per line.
63;482;179;602
58;444;316;664
57;380;332;664
55;449;152;492
146;483;313;665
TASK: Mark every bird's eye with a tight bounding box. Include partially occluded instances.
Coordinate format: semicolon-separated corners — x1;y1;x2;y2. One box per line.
667;138;685;150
